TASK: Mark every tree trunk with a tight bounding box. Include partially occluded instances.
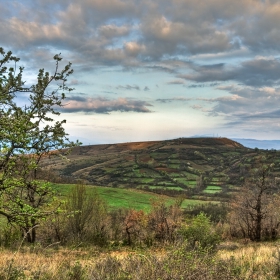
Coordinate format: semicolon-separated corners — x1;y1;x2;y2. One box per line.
255;191;263;242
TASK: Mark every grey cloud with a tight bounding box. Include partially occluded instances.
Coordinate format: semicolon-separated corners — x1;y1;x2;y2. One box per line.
191;105;203;110
61;96;153;113
0;0;242;68
138;0;243;58
101;90;118;95
180;57;280;87
98;25;130;38
188;82;219;88
198;87;280;129
167;80;185;85
145;65;177;74
231;2;280;52
55;0;137;28
160;0;280;53
69;79;80;85
156;97;190;103
3;0;280;75
112;84;150;92
188;84;204;88
0;2;264;67
180;63;236;83
116;85;140;90
235;109;280;120
0;1;138;66
238;57;280;86
65;95;87;102
69;79;78;86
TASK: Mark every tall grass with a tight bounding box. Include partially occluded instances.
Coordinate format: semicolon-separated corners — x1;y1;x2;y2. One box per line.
218;242;280;279
0;244;233;279
1;242;280;279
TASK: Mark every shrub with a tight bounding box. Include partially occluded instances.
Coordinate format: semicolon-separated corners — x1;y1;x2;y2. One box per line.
0;225;22;248
180;212;221;249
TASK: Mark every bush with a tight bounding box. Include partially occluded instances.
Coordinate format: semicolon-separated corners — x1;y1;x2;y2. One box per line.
180;212;221;249
40;183;110;246
0;225;22;248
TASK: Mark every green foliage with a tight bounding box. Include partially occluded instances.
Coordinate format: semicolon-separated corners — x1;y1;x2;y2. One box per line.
181;212;221;249
62;183;109;245
0;47;79;243
0;224;21;248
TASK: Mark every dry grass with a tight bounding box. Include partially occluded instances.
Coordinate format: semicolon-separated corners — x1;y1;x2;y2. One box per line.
0;245;226;279
0;247;91;278
0;242;280;279
0;245;149;279
218;241;280;279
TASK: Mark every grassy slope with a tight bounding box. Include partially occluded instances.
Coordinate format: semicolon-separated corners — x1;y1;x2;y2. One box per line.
52;183;209;211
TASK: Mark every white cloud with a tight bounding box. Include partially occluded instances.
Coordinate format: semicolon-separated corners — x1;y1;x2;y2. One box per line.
62;96;153;113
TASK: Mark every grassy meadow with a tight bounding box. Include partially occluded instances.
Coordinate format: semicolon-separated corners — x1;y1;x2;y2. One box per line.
52;183;210;211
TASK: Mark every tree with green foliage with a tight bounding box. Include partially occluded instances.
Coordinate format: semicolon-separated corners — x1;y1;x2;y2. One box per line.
0;47;79;243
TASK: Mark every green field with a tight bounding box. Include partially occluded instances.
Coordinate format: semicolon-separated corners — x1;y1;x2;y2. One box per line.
135;178;155;183
174;178;188;184
52;183;208;211
148;186;184;191
203;185;222;194
186;181;197;185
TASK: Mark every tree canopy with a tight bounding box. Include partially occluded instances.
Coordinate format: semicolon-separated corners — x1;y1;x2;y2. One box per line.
0;47;79;242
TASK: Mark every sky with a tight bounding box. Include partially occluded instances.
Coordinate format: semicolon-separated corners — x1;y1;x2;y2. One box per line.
1;0;280;144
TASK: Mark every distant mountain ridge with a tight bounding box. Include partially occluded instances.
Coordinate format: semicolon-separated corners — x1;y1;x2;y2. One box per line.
232;138;280;150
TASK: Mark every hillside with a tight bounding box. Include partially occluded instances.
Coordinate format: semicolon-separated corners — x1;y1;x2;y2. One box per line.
39;137;280;202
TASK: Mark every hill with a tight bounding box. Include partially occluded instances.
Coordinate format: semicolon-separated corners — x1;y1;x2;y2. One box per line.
39;137;280;202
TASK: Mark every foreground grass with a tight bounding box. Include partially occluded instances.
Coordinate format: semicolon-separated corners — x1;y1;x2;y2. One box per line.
218;242;280;279
1;242;280;279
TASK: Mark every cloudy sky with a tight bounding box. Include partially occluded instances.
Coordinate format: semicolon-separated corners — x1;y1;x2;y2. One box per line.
2;0;280;144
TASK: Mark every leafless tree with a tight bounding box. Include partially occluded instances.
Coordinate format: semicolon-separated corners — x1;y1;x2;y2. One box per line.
229;164;280;241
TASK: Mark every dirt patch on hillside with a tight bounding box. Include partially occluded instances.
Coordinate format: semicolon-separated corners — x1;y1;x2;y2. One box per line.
139;156;152;163
155;167;178;173
116;141;160;150
124;156;134;161
176;137;244;148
